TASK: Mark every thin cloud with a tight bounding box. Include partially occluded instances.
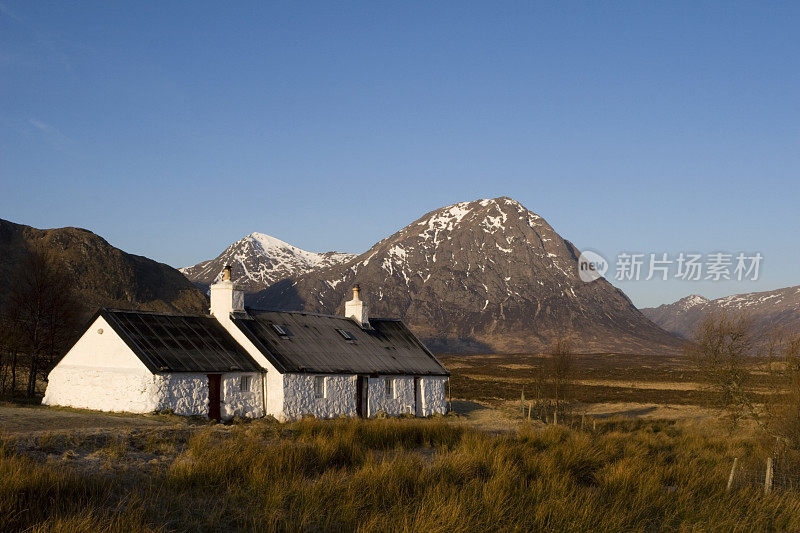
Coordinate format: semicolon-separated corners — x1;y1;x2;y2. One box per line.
29;118;71;150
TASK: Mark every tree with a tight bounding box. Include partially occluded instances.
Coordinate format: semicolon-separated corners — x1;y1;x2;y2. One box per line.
761;331;800;447
1;245;81;398
687;311;755;426
548;337;574;418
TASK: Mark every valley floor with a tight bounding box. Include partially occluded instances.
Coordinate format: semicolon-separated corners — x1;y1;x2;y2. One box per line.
2;352;796;531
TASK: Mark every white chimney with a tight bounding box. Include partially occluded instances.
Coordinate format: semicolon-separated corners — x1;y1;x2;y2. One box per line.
210;265;245;318
345;284;369;328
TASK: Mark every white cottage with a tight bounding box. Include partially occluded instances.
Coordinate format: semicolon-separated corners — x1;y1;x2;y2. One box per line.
43;267;449;421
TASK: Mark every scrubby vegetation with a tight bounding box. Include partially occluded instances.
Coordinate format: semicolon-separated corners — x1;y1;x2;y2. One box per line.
3;417;800;532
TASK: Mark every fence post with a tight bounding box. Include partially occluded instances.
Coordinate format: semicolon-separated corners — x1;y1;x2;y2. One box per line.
553;408;558;425
593;419;596;431
520;387;525;417
726;458;738;492
765;457;774;494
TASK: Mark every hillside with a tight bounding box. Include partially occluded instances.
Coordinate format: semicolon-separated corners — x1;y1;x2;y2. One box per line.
642;286;800;340
250;197;682;354
0;218;208;317
180;232;355;293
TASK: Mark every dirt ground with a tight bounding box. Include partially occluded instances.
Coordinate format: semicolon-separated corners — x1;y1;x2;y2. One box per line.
0;403;179;435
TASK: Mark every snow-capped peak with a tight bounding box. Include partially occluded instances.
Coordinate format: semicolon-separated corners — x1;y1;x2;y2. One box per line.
676;294;709;310
246;232;352;268
180;232;356;292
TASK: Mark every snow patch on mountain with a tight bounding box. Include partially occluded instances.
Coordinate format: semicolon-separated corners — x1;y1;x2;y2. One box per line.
180;232;356;291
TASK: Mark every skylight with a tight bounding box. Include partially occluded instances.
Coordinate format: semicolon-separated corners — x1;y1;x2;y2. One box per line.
272;324;289;336
336;328;355;341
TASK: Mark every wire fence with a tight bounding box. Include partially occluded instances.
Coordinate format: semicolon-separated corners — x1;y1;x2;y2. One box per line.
727;445;800;493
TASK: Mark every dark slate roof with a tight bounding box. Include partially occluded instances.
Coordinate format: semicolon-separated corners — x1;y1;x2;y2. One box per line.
231;310;448;376
99;309;261;373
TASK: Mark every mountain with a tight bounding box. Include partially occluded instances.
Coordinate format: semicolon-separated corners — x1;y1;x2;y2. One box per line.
249;197;682;354
180;232;355;293
642;286;800;340
0;218;208;317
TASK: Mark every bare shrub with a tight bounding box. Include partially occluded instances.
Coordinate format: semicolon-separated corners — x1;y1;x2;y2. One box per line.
549;337;575;421
687;311;755;426
0;245;81;398
761;331;800;448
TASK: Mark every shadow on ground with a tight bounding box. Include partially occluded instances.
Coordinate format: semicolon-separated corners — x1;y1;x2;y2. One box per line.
590;406;659;418
449;400;488;416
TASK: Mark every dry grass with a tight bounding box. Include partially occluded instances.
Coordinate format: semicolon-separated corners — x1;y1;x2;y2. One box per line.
440;352;783;407
3;417;800;531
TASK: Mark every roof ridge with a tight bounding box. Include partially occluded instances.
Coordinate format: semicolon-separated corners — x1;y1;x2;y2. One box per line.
244;307;403;323
102;307;211;319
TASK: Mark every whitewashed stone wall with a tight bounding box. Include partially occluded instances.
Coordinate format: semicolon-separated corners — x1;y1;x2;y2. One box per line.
222;372;265;419
418;376;448;416
281;373;356;421
210;308;284;419
154;373;208;416
43;366;161;413
43;316;161;413
368;376;416;417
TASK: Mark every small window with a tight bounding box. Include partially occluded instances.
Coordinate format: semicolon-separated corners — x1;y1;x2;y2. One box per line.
385;377;395;398
314;376;326;398
240;375;252;392
336;328;355;341
272;324;289;336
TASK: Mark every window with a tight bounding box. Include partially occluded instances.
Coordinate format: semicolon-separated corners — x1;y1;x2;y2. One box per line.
385;377;395;398
240;375;252;392
314;376;326;398
336;328;355;341
272;324;289;336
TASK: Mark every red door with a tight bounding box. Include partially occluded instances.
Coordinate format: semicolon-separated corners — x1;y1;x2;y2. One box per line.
208;374;221;421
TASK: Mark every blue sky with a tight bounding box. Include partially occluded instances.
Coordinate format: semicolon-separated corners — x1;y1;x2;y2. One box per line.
1;2;798;308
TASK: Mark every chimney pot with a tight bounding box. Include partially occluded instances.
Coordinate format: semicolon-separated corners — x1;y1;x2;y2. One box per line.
222;265;232;282
353;284;361;300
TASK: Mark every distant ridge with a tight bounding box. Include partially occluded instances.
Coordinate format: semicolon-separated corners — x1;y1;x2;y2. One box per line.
0;218;208;317
641;286;800;340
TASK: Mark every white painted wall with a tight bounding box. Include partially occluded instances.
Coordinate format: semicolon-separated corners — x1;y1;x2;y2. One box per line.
222;372;265;419
367;376;416;416
418;376;449;416
153;373;208;416
43;367;160;413
43;316;157;412
52;316;151;371
265;370;283;418
278;374;448;420
281;373;357;420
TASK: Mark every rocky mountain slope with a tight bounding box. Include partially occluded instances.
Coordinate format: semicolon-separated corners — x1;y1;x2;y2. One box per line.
249;197;682;354
641;286;800;340
180;232;355;293
0;218;208;317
